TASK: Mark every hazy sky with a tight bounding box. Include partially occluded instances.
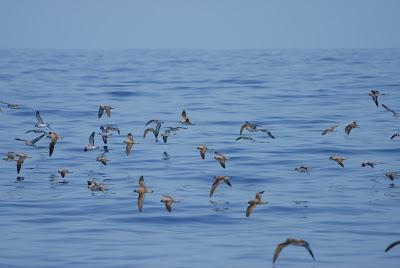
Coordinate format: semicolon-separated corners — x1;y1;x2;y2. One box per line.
0;0;399;49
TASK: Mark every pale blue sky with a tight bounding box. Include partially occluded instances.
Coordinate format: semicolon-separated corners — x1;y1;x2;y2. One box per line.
0;0;399;49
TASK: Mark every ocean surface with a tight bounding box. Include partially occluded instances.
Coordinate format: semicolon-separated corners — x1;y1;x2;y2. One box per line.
0;49;400;268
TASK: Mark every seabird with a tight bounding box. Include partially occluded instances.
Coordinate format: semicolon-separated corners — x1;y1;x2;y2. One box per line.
321;125;338;135
15;133;45;146
58;169;71;178
295;166;311;173
134;176;153;212
3;152;16;161
239;121;258;135
16;153;30;174
329;156;346;167
246;191;267;217
180;109;193;125
124;133;138;156
197;144;208;159
272;238;315;264
345;121;359;135
369;90;385;107
209;176;232;198
84;132;96;152
161;195;178;213
47;131;60;157
0;101;19;109
143;122;162;141
361;161;376;168
35;111;50;128
99;126;112;144
96;155;109;165
87;179;107;191
385;172;398;181
98;105;113;118
382;104;400;118
214;152;229;168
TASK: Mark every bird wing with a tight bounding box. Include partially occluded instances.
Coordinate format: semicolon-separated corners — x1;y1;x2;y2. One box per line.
165;200;172;212
105;107;111;117
126;142;133;156
272;242;288;264
162;135;168;143
101;134;107;144
246;201;256;217
32;134;46;145
145;119;158;126
382;104;397;114
338;160;344;167
209;178;222;197
200;150;205;160
391;133;399;139
17;159;23;174
371;95;379;107
385;240;400;252
266;130;275;139
98;106;104;118
321;129;329;135
89;132;95;146
302;243;315;260
218;157;226;168
36;111;44;124
49;140;56;156
143;128;154;139
138;193;144;212
239;124;246;135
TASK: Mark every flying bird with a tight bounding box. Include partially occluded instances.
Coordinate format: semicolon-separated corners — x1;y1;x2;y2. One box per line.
209;176;232;198
134;176;153;212
98;105;113;118
246;191;267;217
99;126;112;144
47;131;60;157
124;133;138;156
35;111;50;128
329;156;346;167
295;166;311;173
345;121;359;135
197;144;208;159
3;152;16;161
321;125;338;135
161;195;178;213
16;153;30;174
385;172;398;181
382;104;400;118
84;132;96;152
239;121;259;135
214;152;229;168
180;109;193;125
369;90;385;107
272;238;315;264
361;161;376;168
0;100;19;109
96;155;109;165
58;169;71;178
385;240;400;252
87;180;107;192
15;133;45;146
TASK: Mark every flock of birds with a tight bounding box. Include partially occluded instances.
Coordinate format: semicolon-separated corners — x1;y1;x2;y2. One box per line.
1;89;400;265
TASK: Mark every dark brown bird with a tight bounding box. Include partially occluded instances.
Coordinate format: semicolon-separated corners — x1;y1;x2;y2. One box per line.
58;169;71;178
209;176;232;198
369;90;385;107
214;152;229;168
98;105;113;118
47;132;60;157
246;191;267;217
124;133;138;156
385;240;400;252
16;153;30;174
321;125;338;135
197;144;208;160
295;166;311;173
329;156;346;167
180;109;193;125
272;238;315;264
160;195;178;213
385;172;398;181
87;179;107;191
239;121;258;135
345;121;359;135
134;176;153;212
361;161;376;168
96;155;109;165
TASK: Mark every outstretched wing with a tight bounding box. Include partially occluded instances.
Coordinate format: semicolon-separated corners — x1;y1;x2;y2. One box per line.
209;178;221;197
385;240;400;252
125;143;133;156
143;128;155;139
32;134;46;145
36;111;44;124
98;106;104;118
49;140;56;156
89;132;95;146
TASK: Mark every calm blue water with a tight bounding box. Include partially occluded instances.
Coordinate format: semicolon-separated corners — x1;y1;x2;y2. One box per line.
0;49;400;268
